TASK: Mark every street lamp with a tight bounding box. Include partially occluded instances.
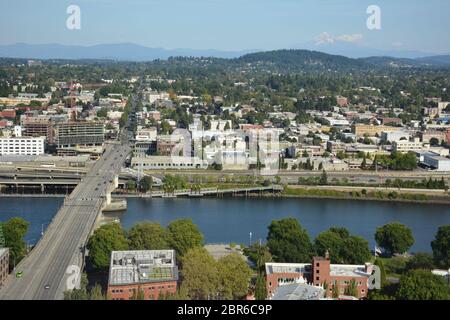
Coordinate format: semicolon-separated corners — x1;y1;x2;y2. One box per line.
249;232;252;246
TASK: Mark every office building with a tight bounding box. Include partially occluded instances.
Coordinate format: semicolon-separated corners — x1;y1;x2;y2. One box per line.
0;137;45;155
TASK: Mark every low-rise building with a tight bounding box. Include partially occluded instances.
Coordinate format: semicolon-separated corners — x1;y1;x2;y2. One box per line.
0;137;45;155
131;156;208;170
107;250;178;300
352;124;400;137
266;253;373;300
393;139;423;153
420;152;450;171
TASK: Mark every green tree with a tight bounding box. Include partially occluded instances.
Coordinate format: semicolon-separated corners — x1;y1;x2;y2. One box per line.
431;226;450;268
96;107;108;118
254;273;267;300
89;283;106;300
87;223;128;270
396;269;450;300
166;219;204;256
217;253;252;300
180;247;219;300
344;279;358;297
375;222;415;256
127;222;168;250
131;287;145;300
374;258;387;287
314;227;371;264
139;176;153;192
319;169;328;185
267;218;312;262
332;283;340;298
0;223;5;248
405;253;435;271
2;217;29;269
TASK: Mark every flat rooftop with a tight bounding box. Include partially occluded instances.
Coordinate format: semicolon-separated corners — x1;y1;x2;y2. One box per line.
265;262;310;275
108;250;178;286
271;283;324;300
266;262;370;278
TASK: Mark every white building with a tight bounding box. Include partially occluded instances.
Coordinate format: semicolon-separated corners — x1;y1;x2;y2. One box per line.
381;131;410;143
0;137;45;155
131;156;208;170
392;139;423;153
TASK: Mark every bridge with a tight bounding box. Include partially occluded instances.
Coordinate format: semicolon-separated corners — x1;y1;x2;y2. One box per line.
0;142;131;299
0;87;139;299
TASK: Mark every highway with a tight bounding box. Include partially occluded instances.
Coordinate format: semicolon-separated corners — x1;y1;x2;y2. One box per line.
0;90;138;300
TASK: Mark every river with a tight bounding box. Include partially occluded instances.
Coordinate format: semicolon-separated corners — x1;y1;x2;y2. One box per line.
1;197;449;253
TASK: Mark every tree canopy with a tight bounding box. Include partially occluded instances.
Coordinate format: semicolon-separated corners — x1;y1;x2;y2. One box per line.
267;218;312;262
166;219;204;256
87;223;129;270
314;227;371;264
127;222;169;251
431;225;450;268
217;253;252;300
180;247;219;300
2;217;29;268
396;269;450;300
375;222;415;256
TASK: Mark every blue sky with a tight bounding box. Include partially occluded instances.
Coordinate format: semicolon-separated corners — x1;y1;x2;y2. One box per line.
0;0;449;54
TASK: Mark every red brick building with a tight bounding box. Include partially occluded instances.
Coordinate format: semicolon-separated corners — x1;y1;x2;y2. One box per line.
107;250;178;300
265;252;373;300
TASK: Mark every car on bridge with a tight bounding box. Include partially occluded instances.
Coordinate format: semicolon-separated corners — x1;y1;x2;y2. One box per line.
15;271;23;278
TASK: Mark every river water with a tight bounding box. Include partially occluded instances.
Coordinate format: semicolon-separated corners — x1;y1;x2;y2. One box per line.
1;197;449;253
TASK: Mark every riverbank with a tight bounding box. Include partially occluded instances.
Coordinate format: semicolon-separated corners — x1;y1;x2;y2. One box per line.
282;186;450;204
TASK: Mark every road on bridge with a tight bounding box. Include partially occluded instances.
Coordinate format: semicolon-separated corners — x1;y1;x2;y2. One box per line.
0;90;139;300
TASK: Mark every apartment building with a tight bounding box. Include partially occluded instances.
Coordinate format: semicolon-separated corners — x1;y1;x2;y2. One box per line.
0;137;45;155
107;250;178;300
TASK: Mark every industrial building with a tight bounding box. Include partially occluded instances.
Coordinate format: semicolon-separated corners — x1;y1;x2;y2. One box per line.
107;250;178;300
420;152;450;171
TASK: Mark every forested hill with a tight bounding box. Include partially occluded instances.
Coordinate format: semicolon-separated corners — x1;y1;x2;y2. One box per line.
236;49;369;73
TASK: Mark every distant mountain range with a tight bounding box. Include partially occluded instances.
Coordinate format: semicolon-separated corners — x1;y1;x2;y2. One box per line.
0;43;449;68
0;43;252;61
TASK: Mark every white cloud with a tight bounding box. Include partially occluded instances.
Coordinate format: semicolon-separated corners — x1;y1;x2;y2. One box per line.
335;34;363;43
314;32;334;45
314;32;363;45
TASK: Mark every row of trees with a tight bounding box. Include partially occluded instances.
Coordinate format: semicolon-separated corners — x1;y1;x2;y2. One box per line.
265;218;448;268
87;219;204;270
265;218;372;264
